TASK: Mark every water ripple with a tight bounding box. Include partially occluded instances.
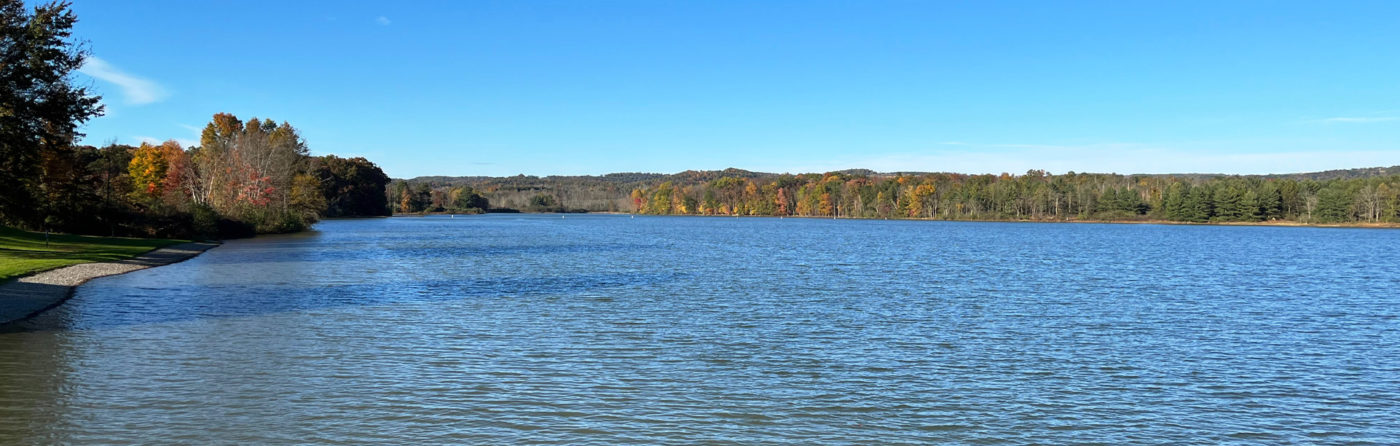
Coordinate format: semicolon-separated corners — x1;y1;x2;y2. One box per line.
0;215;1397;444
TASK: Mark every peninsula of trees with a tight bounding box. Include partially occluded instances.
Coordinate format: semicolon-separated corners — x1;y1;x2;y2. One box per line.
3;109;393;238
394;166;1400;225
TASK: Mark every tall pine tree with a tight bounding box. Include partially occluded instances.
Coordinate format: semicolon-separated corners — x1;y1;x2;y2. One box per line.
0;0;103;227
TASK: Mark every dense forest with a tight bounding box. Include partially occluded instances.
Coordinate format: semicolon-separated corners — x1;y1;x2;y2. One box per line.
0;2;388;238
77;113;392;237
396;166;1400;225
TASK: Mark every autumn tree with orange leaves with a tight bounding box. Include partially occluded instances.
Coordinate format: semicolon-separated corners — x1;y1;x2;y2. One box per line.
127;140;188;204
187;113;324;231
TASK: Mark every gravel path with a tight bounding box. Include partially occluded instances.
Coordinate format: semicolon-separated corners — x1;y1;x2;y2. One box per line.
0;242;219;325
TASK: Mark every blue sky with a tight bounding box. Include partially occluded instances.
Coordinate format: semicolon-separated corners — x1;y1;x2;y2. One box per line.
69;0;1400;178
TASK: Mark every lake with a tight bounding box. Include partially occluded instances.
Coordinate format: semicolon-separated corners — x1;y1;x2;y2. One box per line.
1;215;1397;443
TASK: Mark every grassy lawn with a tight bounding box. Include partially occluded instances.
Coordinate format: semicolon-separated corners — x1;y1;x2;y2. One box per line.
0;226;185;282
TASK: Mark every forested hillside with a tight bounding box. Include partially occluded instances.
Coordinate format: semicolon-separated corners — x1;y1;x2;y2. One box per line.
393;167;1400;224
1262;166;1400;181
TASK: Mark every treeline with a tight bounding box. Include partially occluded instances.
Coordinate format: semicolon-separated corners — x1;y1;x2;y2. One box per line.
392;170;732;214
0;2;388;238
387;175;621;214
386;180;492;214
402;167;1400;224
6;113;391;238
628;170;1400;224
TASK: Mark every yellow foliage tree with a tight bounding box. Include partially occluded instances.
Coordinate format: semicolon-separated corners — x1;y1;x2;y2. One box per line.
128;140;185;201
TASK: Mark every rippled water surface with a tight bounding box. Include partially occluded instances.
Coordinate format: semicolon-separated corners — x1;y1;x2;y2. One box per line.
2;215;1398;443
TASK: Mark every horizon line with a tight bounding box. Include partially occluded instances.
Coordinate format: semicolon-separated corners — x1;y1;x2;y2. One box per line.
391;164;1400;181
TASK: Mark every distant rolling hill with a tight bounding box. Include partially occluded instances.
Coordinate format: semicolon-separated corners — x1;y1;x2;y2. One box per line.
402;165;1400;185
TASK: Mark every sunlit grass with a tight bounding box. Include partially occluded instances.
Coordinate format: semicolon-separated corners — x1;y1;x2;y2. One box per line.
0;226;184;282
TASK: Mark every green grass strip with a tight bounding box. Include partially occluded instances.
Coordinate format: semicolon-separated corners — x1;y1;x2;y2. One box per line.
0;226;185;282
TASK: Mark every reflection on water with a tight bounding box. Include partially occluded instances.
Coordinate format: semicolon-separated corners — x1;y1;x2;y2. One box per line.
1;215;1398;443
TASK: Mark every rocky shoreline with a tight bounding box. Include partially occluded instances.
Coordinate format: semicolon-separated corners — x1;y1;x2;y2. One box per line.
0;242;220;325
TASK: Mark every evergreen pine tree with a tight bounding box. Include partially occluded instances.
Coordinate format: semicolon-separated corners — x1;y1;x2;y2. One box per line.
1240;190;1262;221
1213;186;1242;221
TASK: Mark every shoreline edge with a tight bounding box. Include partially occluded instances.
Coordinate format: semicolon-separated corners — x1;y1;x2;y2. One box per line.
0;242;221;326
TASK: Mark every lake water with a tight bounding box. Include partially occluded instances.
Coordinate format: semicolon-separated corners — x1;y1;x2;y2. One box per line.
1;215;1397;443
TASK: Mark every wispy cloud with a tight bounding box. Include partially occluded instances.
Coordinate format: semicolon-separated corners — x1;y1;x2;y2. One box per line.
78;57;168;105
1319;116;1400;123
375;16;391;26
